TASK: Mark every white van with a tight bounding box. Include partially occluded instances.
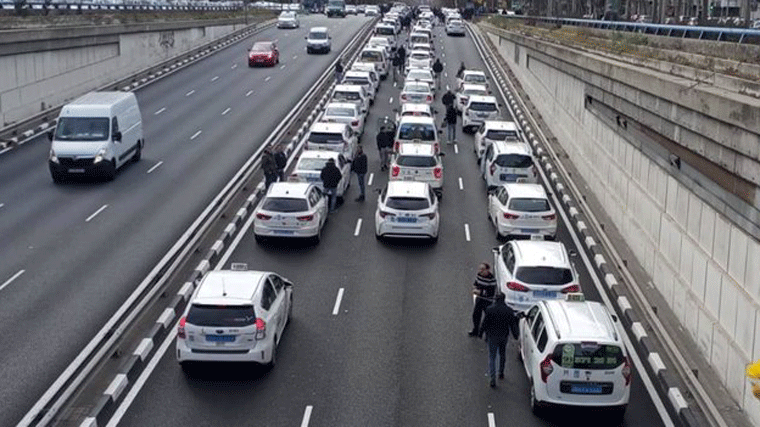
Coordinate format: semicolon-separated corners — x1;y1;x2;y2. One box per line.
48;91;143;182
358;47;389;79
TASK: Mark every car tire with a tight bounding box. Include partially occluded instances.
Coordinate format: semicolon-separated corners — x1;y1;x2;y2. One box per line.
375;232;382;241
312;226;322;244
132;141;142;163
267;339;277;369
180;361;193;375
105;160;117;181
288;295;293;321
430;234;438;243
51;172;64;184
254;234;265;244
530;383;543;416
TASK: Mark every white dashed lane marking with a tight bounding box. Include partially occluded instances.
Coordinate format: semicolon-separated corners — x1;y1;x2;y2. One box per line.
222;107;231;116
0;270;25;293
231;64;237;69
368;173;374;186
185;90;195;96
332;289;345;315
454;144;459;154
265;76;272;81
211;76;219;82
458;177;463;190
190;130;202;140
280;65;286;70
147;161;163;174
86;204;108;222
354;218;362;236
389;97;394;104
488;413;496;427
154;107;165;115
301;406;313;427
464;223;471;241
246;90;253;97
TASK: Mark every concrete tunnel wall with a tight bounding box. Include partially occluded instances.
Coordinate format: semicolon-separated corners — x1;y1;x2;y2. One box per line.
485;30;760;425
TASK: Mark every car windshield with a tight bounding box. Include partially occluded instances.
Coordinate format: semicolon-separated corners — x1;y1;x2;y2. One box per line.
515;266;573;285
361;51;382;61
465;74;487;84
376;27;394;35
297;158;330;171
396;155;436;167
54;117;109;141
410;52;429;59
469;102;497;112
385;196;430;210
404;84;429;93
308;132;344;144
325;107;355;117
495;154;532;168
407;71;432;81
251;43;272;52
310;32;328;39
508;198;550;212
487;130;518;140
262;197;309;212
398;124;435;140
333;92;360;102
551;343;625;370
410;36;429;44
186;304;256;327
344;77;370;85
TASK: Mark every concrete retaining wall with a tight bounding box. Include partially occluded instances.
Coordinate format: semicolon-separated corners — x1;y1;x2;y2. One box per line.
485;29;760;425
0;20;249;126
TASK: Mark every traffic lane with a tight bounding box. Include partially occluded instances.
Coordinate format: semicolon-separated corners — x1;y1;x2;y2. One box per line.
436;26;667;426
0;16;371;427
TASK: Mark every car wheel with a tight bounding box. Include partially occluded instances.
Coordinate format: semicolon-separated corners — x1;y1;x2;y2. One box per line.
105;160;117;181
180;361;193;375
254;234;264;244
132;141;142;163
430;234;438;243
287;295;293;321
530;383;543;416
267;339;277;369
51;171;64;184
375;231;382;241
312;225;322;244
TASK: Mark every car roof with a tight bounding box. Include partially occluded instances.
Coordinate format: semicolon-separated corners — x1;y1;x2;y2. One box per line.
409;50;431;55
310;121;348;132
310;26;328;32
297;150;341;161
386;180;430;197
267;181;312;197
333;84;364;93
345;70;371;77
325;102;359;111
492;140;531;154
401;103;431;112
511;240;569;267
463;70;486;76
398;115;435;125
362;46;385;53
502;183;547;199
484;120;518;130
468;95;498;103
194;270;267;304
460;83;488;92
398;142;435;155
542;300;619;343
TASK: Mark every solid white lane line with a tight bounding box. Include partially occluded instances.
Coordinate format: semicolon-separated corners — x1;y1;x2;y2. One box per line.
0;269;25;292
454;144;459;154
464;223;471;241
246;90;253;97
146;161;163;174
185;90;195;96
488;413;496;427
265;76;272;81
368;173;374;186
211;76;219;82
190;130;202;140
280;65;286;69
354;218;362;236
332;288;345;315
153;107;166;115
221;107;231;116
85;205;108;222
458;177;463;190
301;406;314;427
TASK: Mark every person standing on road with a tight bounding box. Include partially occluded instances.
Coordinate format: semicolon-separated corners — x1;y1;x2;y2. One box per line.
274;146;287;181
469;262;496;337
396;45;406;74
432;58;443;90
444;103;458;144
335;59;344;83
320;158;342;212
262;147;278;190
351;147;368;202
376;125;394;171
392;51;402;82
456;61;466;78
480;293;520;388
441;88;455;109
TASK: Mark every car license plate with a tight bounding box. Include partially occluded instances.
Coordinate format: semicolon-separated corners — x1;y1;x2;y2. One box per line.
306;177;320;182
533;290;556;299
570;384;603;394
403;176;415;181
522;229;539;233
68;168;85;173
273;229;294;234
530;234;544;241
396;216;417;223
206;335;235;342
499;173;520;181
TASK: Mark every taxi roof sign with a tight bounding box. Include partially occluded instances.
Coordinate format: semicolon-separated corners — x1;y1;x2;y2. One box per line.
565;293;585;302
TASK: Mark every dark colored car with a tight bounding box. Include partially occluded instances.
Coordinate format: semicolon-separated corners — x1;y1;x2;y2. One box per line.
248;41;279;67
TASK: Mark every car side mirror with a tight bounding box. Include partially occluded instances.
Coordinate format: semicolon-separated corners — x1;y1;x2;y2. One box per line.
492;246;500;253
392;108;399;113
47;131;54;141
112;131;122;142
611;314;618;322
375;188;382;194
437;129;443;134
305;36;308;39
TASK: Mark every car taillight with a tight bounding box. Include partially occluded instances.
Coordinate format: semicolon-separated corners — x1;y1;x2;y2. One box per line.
401;94;407;101
420;212;436;219
426;95;432;102
256;213;272;220
506;281;529;292
433;167;442;179
255;317;266;340
622;356;632;386
503;212;519;219
394;141;400;151
351;120;359;127
391;165;400;176
379;210;395;218
433;142;439;153
297;214;314;221
178;316;186;339
532;165;538;177
542;213;556;220
461;96;468;104
540;355;554;382
489;163;496;176
561;284;580;293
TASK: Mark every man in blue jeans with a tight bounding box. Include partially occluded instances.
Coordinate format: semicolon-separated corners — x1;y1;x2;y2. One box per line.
351;147;368;202
480;293;520;387
320;158;342;212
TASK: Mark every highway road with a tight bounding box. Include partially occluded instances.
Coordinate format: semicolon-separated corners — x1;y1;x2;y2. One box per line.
0;15;367;427
97;16;672;427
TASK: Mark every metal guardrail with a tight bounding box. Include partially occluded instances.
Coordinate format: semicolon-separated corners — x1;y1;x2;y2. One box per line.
493;15;760;44
0;0;304;13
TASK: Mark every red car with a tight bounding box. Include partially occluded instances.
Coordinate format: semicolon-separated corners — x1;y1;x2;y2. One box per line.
248;41;279;67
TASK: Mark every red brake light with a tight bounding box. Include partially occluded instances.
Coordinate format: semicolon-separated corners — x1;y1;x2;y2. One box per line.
561;284;580;293
622;356;632;386
351;120;359;127
391;165;400;176
426;95;432;102
433;167;442;179
255;317;266;340
178;316;186;339
503;212;519;219
379;210;395;218
420;212;436;219
297;215;314;221
256;213;272;220
394;141;400;151
540;355;554;382
542;213;556;220
533;165;538;177
489;163;496;176
506;281;529;292
401;94;407;101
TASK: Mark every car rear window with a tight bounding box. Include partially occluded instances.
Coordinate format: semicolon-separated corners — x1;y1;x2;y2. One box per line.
308;132;344;144
407;71;431;81
398;124;435;141
396;155;436;167
515;266;573;285
297;158;329;171
410;52;429;59
495;154;532;168
465;74;487;84
376;27;394;35
333;92;360;102
386;196;430;210
344;77;370;85
251;43;272;52
469;102;497;112
508;198;550;212
486;130;518;140
186;304;256;327
262;197;309;212
551;343;625;370
361;51;383;61
405;84;429;93
325;107;355;117
463;89;488;96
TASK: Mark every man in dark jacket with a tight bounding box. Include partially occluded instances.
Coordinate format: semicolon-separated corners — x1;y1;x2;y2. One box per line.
262;148;278;190
441;89;455;109
469;262;497;336
320;157;342;212
444;103;458;144
396;45;406;73
274;146;287;181
480;293;520;387
432;58;443;89
351;147;368;201
376;127;394;171
335;59;344;83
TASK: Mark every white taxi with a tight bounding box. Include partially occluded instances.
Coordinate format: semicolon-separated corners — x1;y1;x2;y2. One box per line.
253;182;329;242
399;81;434;106
321;102;365;136
394;116;440;153
405;68;436;95
474;120;523;160
304;122;359;161
389;142;444;197
394;103;434;123
462;95;501;132
456;69;489;90
487;183;556;240
375;181;440;242
176;264;293;369
455;83;489;113
481;140;537;189
289;150;351;200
